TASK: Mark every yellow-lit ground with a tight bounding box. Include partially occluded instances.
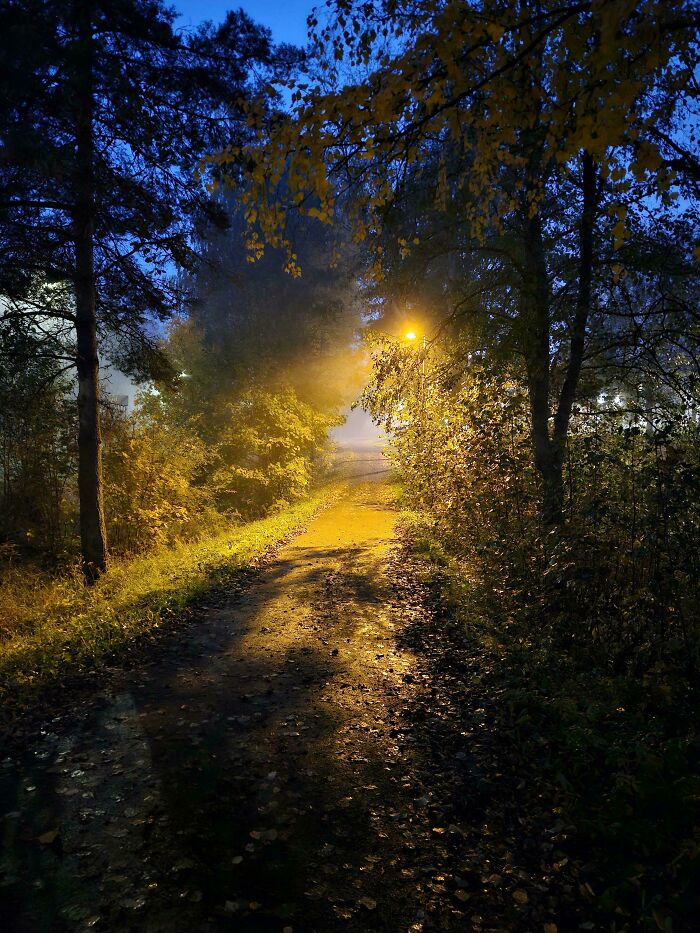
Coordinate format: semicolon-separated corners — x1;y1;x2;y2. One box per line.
0;483;433;931
0;481;580;931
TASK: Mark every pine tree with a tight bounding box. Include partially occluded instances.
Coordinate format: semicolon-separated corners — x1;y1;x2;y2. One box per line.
0;0;293;578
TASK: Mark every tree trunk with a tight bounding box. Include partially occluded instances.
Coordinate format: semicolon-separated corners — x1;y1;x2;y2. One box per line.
75;246;107;581
553;152;597;448
522;154;597;531
73;0;107;581
522;211;564;527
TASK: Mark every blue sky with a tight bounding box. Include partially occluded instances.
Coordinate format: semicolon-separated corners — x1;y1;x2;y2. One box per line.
175;0;313;46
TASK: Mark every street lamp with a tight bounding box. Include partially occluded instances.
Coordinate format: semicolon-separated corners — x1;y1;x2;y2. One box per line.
403;326;433;507
403;328;427;428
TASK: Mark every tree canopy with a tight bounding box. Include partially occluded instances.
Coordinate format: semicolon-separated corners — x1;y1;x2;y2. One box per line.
0;0;297;576
220;0;699;523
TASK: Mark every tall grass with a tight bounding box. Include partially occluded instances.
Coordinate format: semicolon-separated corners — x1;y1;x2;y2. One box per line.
0;486;339;707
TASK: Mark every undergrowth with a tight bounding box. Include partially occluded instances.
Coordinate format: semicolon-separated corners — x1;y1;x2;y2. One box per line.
0;485;340;711
409;521;700;933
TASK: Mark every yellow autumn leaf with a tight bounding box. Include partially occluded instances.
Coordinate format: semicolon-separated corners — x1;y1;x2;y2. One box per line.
612;220;628;249
485;22;505;41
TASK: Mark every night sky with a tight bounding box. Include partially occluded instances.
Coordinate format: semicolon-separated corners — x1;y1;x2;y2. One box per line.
175;0;313;46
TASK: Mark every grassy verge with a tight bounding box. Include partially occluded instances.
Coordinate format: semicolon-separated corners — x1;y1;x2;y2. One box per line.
0;485;341;712
408;519;700;933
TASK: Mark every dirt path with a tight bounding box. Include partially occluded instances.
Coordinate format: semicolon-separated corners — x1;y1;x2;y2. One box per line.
0;483;435;932
1;481;582;933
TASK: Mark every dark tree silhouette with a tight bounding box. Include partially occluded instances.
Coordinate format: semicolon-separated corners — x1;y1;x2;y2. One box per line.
0;0;295;579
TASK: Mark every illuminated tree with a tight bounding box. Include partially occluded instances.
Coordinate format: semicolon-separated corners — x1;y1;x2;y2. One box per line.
224;0;699;524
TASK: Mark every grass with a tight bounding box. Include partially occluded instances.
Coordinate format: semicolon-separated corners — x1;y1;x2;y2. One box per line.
0;485;341;711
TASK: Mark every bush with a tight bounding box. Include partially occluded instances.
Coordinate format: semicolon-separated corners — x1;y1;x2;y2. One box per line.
103;396;215;554
209;387;341;516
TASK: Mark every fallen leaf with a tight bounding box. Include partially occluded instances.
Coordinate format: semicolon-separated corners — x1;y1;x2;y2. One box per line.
38;828;59;845
358;897;377;910
513;889;529;905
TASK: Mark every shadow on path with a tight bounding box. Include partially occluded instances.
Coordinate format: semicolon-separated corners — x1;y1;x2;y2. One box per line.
0;483;435;932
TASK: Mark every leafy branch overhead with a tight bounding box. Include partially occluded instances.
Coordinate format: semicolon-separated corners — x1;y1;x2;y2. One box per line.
218;0;698;271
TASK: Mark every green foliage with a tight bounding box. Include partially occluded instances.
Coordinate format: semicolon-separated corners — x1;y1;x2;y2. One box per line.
151;204;362;521
103;397;215;554
210;388;342;516
362;334;539;580
0;324;76;556
228;0;696;270
544;413;700;677
367;328;700;677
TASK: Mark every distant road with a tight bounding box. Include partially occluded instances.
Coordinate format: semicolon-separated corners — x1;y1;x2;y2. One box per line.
331;440;392;481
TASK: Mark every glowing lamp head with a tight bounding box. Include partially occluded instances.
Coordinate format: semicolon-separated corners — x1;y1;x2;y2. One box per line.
404;330;417;341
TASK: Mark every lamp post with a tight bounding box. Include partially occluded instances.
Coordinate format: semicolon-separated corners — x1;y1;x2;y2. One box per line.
404;329;427;431
404;328;433;508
